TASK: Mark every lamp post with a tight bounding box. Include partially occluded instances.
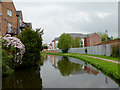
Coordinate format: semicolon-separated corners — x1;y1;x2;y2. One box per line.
104;29;108;56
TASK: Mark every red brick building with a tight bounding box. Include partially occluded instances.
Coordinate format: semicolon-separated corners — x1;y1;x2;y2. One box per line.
0;0;32;36
84;33;102;47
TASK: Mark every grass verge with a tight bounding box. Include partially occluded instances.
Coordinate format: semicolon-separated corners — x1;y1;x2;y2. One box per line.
43;52;120;84
80;54;118;61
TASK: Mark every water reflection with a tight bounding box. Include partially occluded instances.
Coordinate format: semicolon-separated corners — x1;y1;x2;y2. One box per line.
43;55;119;88
55;56;99;76
2;66;42;89
57;57;82;76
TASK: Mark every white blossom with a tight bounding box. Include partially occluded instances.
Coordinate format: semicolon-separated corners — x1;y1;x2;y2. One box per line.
2;34;25;64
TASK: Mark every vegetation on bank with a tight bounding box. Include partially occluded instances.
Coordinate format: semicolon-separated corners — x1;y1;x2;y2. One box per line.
2;37;24;76
18;28;43;66
110;43;119;58
43;52;120;81
2;28;43;76
71;53;118;61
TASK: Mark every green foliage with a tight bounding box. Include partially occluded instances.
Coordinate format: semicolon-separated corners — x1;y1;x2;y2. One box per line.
72;37;80;48
71;37;83;48
42;46;48;50
57;57;82;76
19;28;43;66
97;32;114;42
2;40;15;76
57;33;73;53
110;43;119;58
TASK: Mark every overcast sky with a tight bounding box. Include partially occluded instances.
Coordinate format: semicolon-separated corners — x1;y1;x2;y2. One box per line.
13;0;118;44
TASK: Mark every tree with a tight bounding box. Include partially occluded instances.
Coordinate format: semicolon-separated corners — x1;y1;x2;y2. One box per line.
72;37;83;48
72;37;80;48
19;28;43;66
57;33;73;53
97;32;114;42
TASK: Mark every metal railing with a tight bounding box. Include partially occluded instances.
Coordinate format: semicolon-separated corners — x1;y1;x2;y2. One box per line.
7;27;17;35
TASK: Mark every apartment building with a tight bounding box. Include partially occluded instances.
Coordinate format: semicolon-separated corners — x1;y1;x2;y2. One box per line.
0;1;17;36
16;11;24;36
0;0;32;36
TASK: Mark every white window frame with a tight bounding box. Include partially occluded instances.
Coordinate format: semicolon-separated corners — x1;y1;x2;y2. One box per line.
8;23;11;33
7;9;12;17
20;19;22;26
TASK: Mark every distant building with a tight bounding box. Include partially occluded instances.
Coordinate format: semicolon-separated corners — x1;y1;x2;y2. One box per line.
84;33;102;47
51;33;102;50
52;37;59;50
16;11;24;36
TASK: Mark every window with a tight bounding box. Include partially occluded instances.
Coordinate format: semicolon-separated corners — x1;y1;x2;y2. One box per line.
0;13;2;16
7;9;12;17
8;23;11;33
0;23;1;32
20;19;22;26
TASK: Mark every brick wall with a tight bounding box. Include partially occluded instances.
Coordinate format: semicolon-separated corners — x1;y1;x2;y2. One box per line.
84;33;102;47
0;2;17;35
90;33;102;46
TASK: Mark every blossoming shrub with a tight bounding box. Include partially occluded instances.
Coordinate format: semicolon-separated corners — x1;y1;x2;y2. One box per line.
2;34;25;76
19;28;43;66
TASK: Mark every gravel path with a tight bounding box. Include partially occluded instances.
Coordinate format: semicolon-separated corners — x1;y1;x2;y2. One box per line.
83;55;120;64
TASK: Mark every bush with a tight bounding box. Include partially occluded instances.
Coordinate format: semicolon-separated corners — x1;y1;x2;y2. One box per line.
19;28;43;66
110;43;119;57
2;40;15;76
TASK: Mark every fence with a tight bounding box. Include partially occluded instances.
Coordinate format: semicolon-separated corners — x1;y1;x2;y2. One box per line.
57;44;112;56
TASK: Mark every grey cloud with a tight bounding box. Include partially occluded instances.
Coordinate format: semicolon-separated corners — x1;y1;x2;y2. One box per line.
14;2;118;43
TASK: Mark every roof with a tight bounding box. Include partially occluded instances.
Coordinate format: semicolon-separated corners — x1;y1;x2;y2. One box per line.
16;11;23;20
23;22;32;28
16;11;22;16
68;33;87;39
97;39;120;45
88;33;95;37
52;37;60;42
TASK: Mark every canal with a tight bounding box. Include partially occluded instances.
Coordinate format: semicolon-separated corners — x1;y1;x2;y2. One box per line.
2;54;120;88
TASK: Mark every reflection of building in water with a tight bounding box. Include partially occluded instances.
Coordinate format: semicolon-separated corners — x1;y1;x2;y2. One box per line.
71;65;98;76
48;55;99;76
83;65;98;75
47;55;61;68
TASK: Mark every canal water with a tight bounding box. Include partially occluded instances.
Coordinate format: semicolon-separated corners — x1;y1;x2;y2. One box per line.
2;55;120;88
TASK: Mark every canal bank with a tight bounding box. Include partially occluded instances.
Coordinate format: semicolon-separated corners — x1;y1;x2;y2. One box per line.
43;52;120;84
3;54;119;88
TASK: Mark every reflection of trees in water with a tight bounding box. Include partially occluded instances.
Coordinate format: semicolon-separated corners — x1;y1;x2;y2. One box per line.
57;57;82;76
41;54;48;63
2;66;42;89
